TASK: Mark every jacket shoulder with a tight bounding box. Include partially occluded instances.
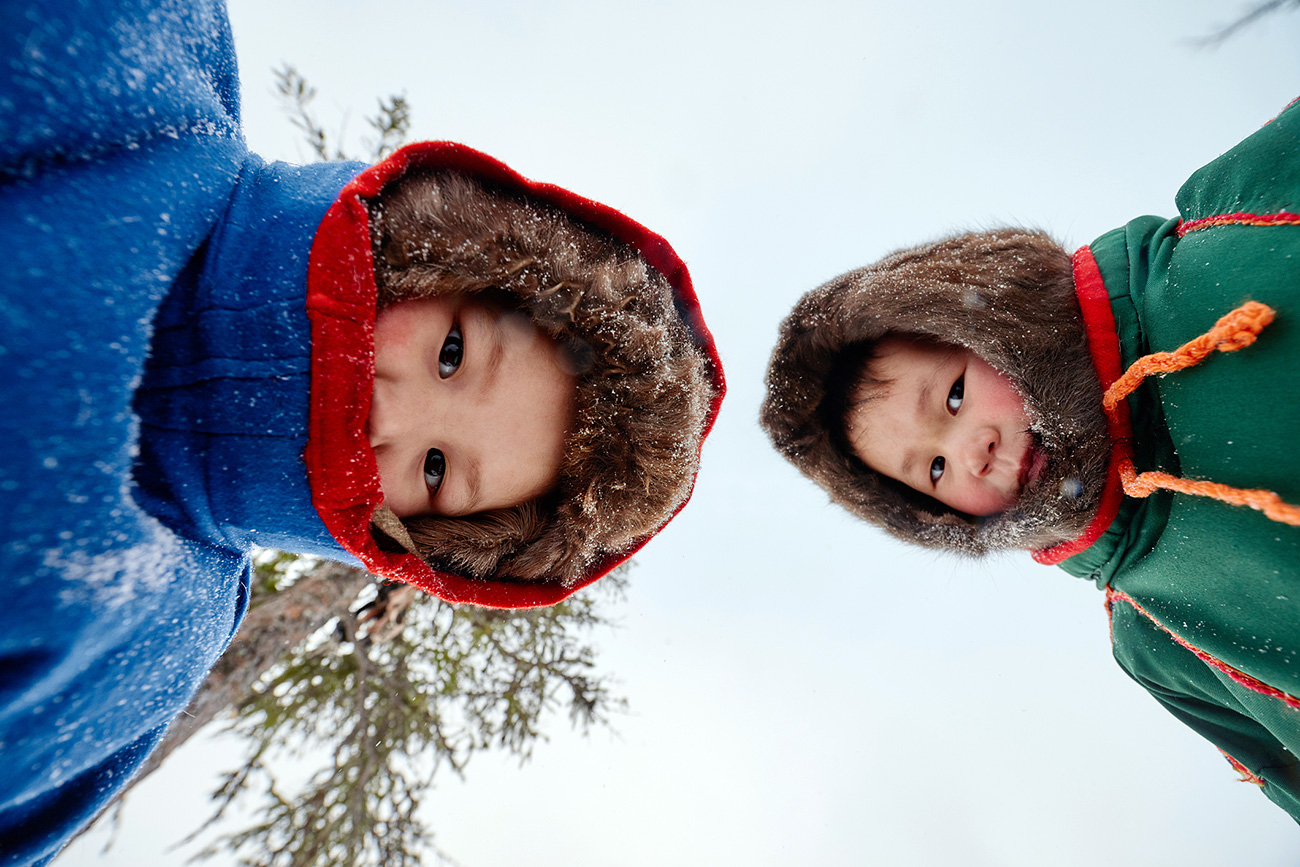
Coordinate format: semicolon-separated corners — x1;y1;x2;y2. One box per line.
1175;97;1300;222
0;0;242;174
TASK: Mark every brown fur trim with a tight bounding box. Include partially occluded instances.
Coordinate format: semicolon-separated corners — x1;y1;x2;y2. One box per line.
761;229;1112;556
367;170;714;585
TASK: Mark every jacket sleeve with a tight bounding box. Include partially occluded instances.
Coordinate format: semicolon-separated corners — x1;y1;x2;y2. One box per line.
1110;599;1300;823
0;2;252;863
0;728;165;867
0;535;251;867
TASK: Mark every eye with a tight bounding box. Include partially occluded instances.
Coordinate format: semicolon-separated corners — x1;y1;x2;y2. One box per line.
929;456;945;485
438;325;464;379
423;448;446;494
946;374;964;414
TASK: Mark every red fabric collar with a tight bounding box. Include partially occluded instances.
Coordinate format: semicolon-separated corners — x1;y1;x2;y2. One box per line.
1031;246;1132;566
304;142;725;608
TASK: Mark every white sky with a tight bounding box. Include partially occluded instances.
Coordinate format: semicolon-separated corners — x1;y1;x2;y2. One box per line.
62;1;1300;865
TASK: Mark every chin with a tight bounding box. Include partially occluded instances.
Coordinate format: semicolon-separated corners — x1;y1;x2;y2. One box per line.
976;428;1110;553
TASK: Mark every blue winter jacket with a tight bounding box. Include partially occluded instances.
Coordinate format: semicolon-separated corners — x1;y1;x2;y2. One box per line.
0;1;723;863
0;2;372;863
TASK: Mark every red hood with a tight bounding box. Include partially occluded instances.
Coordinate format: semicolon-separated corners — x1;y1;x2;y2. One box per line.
304;142;725;608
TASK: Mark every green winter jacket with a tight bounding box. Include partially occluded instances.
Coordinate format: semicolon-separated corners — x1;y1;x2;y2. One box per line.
1052;97;1300;818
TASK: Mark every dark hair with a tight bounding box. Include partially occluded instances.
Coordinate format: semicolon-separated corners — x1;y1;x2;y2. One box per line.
821;340;879;463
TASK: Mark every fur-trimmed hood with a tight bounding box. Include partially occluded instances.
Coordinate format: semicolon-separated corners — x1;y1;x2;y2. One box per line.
761;229;1112;556
368;168;717;586
306;142;725;608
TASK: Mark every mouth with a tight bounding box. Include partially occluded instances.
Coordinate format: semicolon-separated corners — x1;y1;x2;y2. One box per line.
1017;438;1048;496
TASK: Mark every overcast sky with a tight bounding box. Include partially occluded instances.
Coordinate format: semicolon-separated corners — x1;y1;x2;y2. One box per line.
63;1;1300;865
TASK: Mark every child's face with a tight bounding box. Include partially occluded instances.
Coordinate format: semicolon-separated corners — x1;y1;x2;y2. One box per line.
368;294;576;518
846;337;1045;516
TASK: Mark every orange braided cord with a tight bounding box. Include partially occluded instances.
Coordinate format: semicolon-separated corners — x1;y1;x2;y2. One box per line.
1116;459;1300;525
1102;301;1300;525
1103;301;1275;412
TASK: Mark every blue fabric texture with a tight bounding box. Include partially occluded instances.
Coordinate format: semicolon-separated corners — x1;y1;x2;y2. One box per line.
0;1;366;862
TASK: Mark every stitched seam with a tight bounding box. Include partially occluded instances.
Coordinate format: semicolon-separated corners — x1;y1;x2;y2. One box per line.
1177;212;1300;236
1107;587;1300;711
1219;750;1266;786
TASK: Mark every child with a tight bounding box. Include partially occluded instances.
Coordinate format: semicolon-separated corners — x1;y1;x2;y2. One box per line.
762;98;1300;819
0;1;724;863
359;168;722;592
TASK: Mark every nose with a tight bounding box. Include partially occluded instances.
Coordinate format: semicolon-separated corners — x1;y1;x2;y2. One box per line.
953;426;998;477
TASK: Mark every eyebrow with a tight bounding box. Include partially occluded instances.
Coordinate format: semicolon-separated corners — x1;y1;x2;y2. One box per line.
916;377;934;420
897;378;935;482
459;453;483;517
480;309;506;398
899;449;916;482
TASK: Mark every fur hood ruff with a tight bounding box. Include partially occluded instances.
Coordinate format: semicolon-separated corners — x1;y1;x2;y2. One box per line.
761;229;1113;556
306;142;724;608
368;166;719;587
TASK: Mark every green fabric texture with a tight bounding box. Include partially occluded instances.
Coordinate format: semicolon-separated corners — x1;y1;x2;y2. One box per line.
1060;97;1300;819
1056;216;1179;587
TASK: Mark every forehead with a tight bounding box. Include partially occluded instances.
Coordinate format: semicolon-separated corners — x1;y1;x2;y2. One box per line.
869;337;965;381
388;291;558;352
845;338;967;467
420;291;517;330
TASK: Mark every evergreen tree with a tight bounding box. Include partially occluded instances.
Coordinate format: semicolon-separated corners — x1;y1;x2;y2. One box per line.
1198;0;1300;45
272;64;412;163
183;554;626;867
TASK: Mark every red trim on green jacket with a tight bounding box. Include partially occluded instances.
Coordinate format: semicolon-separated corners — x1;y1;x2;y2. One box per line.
304;141;724;609
1268;95;1300;123
1032;247;1132;565
1177;212;1300;236
1106;587;1300;711
1220;750;1267;786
